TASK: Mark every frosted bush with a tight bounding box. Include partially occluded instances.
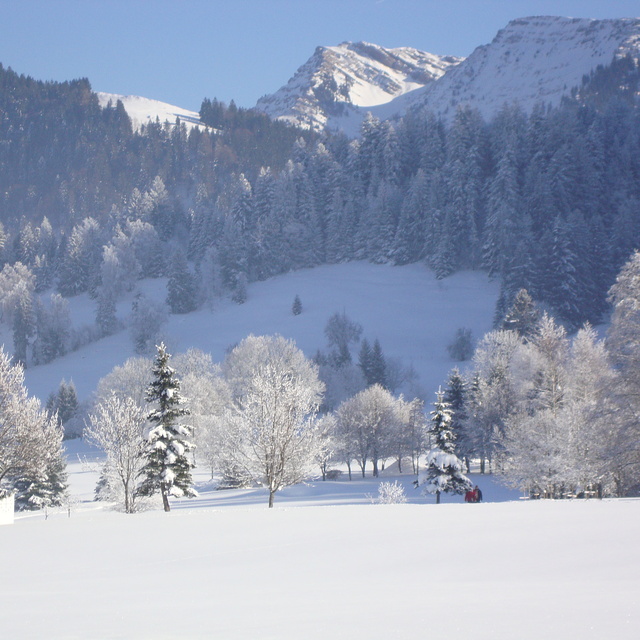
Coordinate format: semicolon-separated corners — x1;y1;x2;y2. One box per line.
376;480;407;504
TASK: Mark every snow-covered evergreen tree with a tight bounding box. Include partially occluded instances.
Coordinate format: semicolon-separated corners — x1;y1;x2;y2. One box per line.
500;288;540;340
419;388;472;503
137;343;196;512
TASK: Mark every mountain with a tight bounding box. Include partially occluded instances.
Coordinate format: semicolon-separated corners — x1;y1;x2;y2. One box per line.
96;92;205;131
410;16;640;122
254;41;462;136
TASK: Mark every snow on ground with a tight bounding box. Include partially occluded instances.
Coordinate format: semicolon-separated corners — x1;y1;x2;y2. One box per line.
1;437;639;640
96;92;206;132
4;262;640;638
23;262;500;404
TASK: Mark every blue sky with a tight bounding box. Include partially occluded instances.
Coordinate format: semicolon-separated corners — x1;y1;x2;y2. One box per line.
1;1;639;112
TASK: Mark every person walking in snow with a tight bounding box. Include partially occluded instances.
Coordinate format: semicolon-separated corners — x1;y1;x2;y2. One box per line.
474;485;482;503
465;489;475;503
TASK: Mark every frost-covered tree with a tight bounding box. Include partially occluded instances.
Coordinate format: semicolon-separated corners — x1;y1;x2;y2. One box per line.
85;394;147;513
33;294;71;364
95;356;153;410
324;311;363;367
221;335;325;507
129;293;167;355
335;384;399;478
500;288;540;340
606;251;640;493
173;349;230;478
57;217;103;297
137;343;196;512
419;388;472;503
45;379;80;437
0;347;65;503
0;262;35;324
12;286;35;366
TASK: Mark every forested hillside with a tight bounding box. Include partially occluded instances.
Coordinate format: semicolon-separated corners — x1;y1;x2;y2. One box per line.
1;56;640;370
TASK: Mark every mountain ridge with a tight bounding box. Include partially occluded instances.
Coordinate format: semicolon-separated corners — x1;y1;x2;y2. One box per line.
254;15;640;134
254;40;461;135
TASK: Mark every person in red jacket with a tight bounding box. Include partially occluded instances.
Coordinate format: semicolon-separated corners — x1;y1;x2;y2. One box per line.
465;489;475;503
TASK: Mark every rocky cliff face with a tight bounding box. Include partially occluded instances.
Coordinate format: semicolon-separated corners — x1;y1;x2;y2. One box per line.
256;16;640;135
254;41;461;135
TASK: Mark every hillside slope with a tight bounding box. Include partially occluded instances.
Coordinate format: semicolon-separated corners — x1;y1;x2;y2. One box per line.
21;263;499;404
412;15;640;121
96;91;206;131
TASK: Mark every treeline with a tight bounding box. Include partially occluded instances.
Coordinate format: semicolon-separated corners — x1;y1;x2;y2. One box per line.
0;63;314;234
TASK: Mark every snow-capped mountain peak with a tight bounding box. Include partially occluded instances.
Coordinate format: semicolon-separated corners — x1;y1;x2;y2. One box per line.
255;41;462;135
413;15;640;121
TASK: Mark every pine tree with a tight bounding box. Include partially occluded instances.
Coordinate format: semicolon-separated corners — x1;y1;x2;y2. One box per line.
501;289;540;340
96;286;118;337
358;338;372;384
14;450;68;511
444;369;471;472
292;294;302;316
369;339;387;388
137;343;196;512
420;388;472;504
166;250;197;314
12;288;35;366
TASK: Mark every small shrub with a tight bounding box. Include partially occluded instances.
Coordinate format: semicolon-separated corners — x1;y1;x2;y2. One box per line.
376;480;407;504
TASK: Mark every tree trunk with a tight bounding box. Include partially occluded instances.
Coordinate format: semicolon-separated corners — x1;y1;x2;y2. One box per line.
268;489;275;508
436;490;441;504
161;487;171;512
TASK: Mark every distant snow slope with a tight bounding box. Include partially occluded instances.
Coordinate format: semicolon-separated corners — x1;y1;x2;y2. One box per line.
255;41;461;135
22;263;499;404
411;15;640;122
96;92;205;131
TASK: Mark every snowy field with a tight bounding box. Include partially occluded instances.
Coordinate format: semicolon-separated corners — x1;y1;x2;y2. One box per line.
22;262;500;404
4;262;639;638
1;438;639;640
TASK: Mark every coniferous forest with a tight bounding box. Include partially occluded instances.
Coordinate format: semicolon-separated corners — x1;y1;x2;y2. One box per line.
1;57;640;335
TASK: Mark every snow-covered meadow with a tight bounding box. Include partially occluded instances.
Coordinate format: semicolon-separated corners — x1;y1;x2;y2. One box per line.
3;262;639;639
2;439;639;640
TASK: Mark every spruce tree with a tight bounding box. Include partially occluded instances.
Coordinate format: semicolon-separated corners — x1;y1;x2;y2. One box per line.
444;369;471;472
166;250;197;314
369;339;387;388
420;388;472;504
292;294;302;316
138;343;196;512
96;287;118;337
358;338;372;384
501;288;540;340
